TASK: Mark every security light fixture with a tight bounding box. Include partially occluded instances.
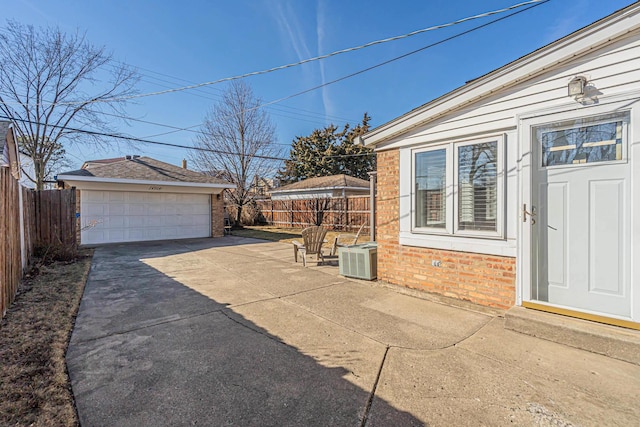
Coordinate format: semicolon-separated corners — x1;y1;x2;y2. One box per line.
568;76;587;97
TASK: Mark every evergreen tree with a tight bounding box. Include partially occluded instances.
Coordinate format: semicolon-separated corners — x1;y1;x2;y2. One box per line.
277;113;375;184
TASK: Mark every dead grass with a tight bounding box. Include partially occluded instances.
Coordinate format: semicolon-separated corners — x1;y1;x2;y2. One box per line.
0;250;93;427
231;225;370;245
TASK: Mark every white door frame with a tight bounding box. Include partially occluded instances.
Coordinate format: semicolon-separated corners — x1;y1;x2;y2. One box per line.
517;95;640;323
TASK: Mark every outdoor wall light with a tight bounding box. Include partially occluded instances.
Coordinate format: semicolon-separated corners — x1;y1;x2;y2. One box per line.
568;76;587;97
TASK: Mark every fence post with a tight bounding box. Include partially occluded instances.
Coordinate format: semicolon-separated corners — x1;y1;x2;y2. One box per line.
343;194;349;231
290;200;294;227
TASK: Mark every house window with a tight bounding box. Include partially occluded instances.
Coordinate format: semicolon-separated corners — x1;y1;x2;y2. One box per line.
413;136;504;238
415;149;446;229
457;141;498;232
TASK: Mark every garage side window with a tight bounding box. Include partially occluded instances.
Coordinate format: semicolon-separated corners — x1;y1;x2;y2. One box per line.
412;135;504;238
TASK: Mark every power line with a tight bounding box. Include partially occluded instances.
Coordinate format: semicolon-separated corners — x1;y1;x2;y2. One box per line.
135;75;344;126
122;0;551;131
0;115;289;161
257;0;550;108
0;93;295;146
1;0;547;155
14;0;546;106
115;63;359;124
2;114;376;164
1;0;548;165
0;0;548;143
64;0;551;141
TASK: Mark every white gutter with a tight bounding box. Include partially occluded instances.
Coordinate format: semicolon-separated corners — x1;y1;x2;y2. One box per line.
56;174;235;189
271;186;369;194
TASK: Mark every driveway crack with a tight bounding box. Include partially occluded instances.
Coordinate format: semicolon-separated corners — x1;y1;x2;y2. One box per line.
360;346;390;427
72;308;226;344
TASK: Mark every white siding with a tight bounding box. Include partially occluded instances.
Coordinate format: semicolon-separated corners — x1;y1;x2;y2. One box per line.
384;32;640;150
394;30;640;257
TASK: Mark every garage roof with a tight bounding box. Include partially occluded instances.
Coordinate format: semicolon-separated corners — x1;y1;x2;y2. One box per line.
273;174;369;194
58;156;232;186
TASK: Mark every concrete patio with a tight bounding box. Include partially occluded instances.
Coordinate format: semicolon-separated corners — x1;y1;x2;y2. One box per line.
67;236;640;426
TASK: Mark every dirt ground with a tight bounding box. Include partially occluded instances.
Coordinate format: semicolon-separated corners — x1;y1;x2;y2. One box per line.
0;251;92;427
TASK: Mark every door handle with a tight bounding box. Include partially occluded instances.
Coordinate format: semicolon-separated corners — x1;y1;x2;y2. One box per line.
523;203;536;225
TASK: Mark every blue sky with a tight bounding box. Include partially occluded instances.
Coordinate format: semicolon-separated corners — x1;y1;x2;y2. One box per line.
5;0;637;172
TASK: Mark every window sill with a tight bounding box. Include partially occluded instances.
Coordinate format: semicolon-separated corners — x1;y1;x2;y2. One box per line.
399;231;516;257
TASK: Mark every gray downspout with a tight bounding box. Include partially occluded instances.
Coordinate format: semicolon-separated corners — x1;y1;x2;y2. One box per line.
368;171;377;242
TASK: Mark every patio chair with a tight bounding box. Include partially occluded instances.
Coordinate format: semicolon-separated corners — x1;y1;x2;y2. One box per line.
223;213;232;235
330;222;366;256
292;226;328;266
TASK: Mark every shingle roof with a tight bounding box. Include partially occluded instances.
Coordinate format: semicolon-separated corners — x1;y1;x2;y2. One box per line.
58;156;230;185
0;121;9;140
0;121;30;158
83;157;127;166
0;121;10;157
273;174;369;192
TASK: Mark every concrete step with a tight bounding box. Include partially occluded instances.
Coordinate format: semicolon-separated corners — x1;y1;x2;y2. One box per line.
505;306;640;366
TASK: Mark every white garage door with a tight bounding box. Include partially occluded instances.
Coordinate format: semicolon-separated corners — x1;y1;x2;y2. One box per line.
81;190;211;244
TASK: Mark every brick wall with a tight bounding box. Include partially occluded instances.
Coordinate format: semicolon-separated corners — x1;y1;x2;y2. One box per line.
211;192;224;237
376;149;516;309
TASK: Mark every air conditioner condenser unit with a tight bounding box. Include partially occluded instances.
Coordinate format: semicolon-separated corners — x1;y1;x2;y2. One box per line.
338;243;377;280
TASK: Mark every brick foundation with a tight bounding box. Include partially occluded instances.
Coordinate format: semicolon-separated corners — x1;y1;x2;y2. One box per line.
376;149;516;309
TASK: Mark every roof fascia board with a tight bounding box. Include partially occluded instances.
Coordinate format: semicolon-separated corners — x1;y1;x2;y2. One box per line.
56;174;234;189
364;6;640;146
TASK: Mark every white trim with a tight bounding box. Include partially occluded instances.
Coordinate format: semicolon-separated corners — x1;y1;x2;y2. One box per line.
57;174;233;190
517;97;637;320
399;232;516;257
409;134;506;240
363;5;640;147
80;190;212;245
411;144;450;235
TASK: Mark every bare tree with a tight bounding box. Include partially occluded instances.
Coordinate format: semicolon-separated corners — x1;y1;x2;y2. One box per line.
190;81;279;225
302;198;333;227
0;20;138;189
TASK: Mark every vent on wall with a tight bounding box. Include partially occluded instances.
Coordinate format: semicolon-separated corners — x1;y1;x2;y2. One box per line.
338;243;377;280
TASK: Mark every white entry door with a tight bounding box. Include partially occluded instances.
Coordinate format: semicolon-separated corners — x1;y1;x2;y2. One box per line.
530;112;631;318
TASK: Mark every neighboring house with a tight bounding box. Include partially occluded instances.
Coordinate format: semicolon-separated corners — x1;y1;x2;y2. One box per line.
270;174;369;200
362;3;640;329
251;176;278;198
0;121;36;189
56;156;234;245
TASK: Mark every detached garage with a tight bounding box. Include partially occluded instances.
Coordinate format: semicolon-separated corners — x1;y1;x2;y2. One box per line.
56;156;234;245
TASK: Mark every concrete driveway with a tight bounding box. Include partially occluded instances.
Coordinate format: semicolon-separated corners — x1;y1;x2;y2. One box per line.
67;237;640;426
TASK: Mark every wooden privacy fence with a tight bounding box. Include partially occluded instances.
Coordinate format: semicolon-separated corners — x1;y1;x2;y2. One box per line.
1;167;77;317
1;167;26;318
28;188;77;250
256;196;370;232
